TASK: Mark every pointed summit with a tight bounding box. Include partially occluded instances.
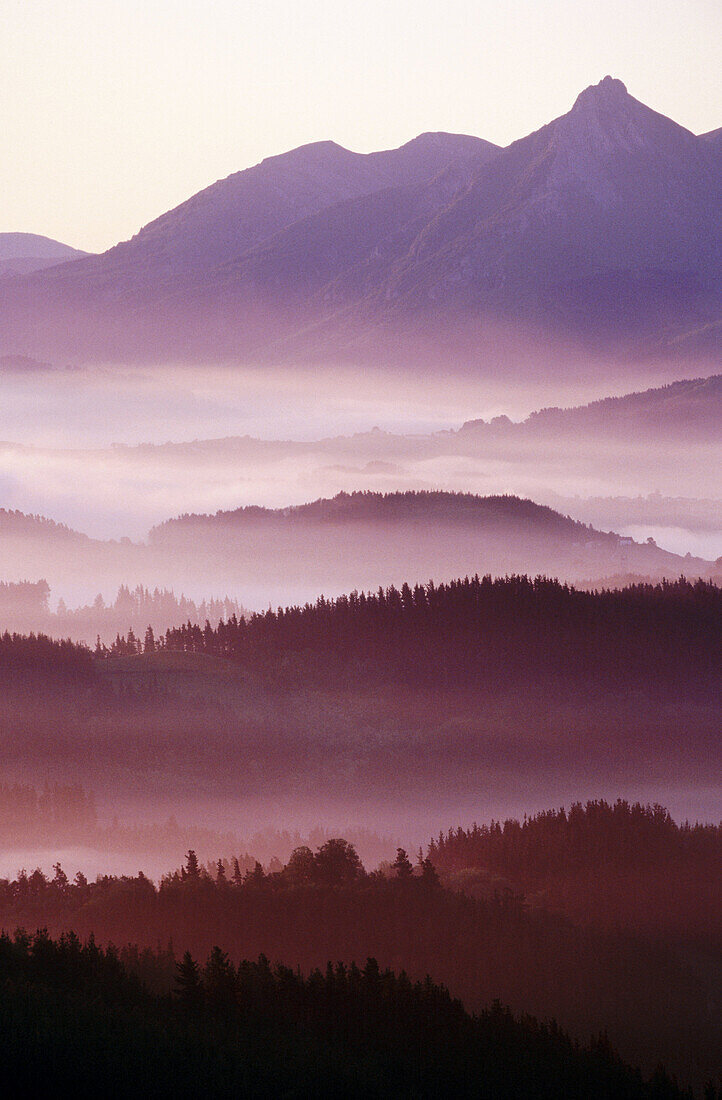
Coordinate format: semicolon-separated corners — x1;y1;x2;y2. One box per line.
554;74;698;162
573;75;629;110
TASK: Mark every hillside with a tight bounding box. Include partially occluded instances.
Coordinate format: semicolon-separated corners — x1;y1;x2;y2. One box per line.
0;925;693;1098
149;491;713;593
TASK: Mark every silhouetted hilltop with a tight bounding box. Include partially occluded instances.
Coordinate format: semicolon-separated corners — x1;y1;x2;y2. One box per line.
153;491;589;535
0;929;690;1099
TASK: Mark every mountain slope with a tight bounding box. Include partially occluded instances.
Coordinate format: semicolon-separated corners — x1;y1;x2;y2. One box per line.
29;133;497;302
327;79;722;336
156;77;722;361
700;125;722;149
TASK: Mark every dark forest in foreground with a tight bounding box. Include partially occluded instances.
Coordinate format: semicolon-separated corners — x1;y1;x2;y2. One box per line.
1;804;721;1090
0;929;695;1100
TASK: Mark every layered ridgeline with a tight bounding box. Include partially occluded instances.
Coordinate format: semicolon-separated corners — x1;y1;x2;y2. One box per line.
1;492;717;629
2;78;720;364
0;812;720;1091
1;371;719;591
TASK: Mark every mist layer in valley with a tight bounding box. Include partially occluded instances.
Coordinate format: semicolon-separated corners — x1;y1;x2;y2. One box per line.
0;369;720;612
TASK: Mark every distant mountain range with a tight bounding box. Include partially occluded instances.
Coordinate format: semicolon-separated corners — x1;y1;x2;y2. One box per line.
1;77;720;367
0;233;88;278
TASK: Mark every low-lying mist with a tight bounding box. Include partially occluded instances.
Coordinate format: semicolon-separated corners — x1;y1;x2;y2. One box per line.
1;360;719;552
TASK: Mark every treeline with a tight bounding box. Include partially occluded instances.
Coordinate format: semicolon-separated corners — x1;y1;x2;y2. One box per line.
0;581;244;646
113;575;721;694
5;576;720;696
429;800;722;879
0;630;93;682
428;801;722;943
1;841;719;1086
0;930;693;1099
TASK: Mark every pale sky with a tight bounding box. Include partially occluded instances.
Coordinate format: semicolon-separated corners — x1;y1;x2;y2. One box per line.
2;0;720;253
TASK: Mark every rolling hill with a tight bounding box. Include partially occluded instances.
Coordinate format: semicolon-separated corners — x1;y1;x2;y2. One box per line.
149;490;715;598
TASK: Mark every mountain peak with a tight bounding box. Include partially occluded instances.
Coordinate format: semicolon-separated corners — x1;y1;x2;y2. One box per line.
554;75;695;164
573;75;629;109
264;139;349;167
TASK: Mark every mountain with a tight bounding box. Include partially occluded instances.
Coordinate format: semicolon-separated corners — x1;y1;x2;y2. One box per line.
307;77;722;356
24;133;496;302
141;76;722;361
2;80;721;364
700;125;722;149
0;233;88;278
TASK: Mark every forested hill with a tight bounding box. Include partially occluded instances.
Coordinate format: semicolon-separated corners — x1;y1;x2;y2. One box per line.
427;800;722;940
429;800;722;880
0;930;691;1099
147;492;713;590
140;575;721;695
151;491;597;539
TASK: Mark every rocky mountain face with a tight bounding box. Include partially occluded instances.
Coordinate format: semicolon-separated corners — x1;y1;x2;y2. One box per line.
322;77;722;347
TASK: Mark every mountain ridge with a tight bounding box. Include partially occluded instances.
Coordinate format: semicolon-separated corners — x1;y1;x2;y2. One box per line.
1;78;720;364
